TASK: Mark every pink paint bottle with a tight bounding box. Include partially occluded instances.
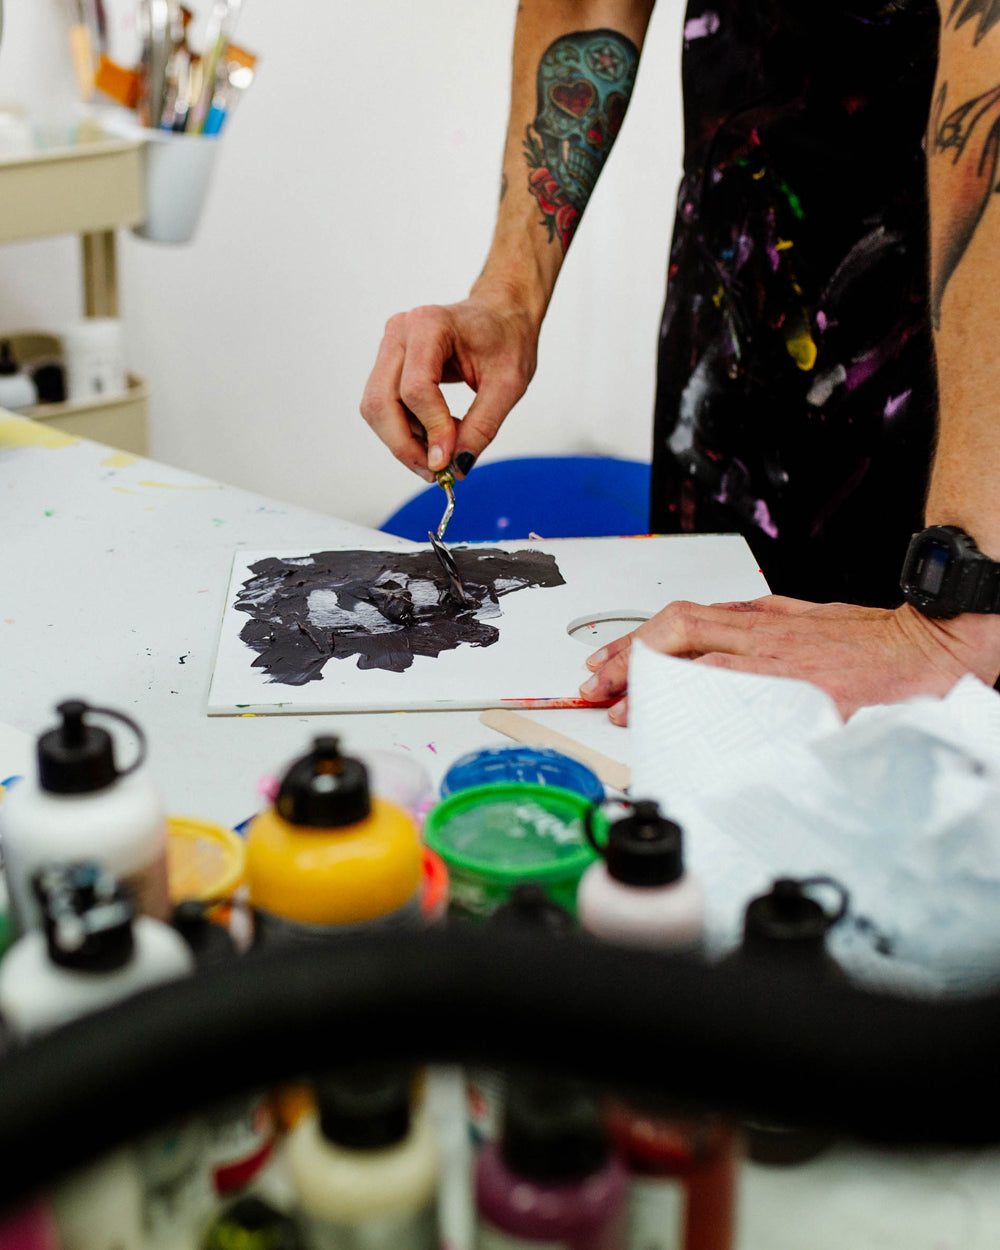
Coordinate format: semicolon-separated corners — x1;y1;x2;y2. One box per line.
475;1073;627;1250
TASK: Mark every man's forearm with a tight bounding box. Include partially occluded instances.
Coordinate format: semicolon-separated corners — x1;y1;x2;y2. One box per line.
473;1;656;332
926;2;1000;559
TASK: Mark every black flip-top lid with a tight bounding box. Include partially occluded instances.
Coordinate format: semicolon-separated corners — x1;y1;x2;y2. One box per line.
276;737;371;827
489;883;574;934
315;1064;413;1149
501;1073;609;1181
742;877;849;958
36;700;147;795
587;799;685;887
33;862;135;972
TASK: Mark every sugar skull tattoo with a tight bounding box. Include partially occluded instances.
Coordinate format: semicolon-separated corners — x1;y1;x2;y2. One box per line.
523;29;639;251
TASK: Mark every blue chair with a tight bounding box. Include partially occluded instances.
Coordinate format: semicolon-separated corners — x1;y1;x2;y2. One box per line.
379;455;652;542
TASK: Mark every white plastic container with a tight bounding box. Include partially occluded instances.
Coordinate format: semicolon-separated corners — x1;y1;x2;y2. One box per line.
0;700;170;936
0;863;195;1250
0;864;193;1039
287;1067;440;1248
576;800;705;948
62;318;127;404
133;130;219;244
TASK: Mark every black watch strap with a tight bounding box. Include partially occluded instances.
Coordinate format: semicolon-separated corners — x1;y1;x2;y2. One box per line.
901;526;1000;617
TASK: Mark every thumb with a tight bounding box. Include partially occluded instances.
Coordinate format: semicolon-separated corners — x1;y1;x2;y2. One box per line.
455;378;521;468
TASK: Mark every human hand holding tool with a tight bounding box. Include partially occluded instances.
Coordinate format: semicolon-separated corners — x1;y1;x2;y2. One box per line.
360;292;540;483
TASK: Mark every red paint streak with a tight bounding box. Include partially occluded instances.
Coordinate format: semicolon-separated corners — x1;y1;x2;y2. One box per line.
500;697;615;709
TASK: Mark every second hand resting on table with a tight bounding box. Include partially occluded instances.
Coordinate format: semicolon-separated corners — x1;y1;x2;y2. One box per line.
578;596;1000;725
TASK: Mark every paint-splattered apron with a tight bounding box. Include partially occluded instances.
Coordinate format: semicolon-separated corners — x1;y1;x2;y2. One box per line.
651;0;940;605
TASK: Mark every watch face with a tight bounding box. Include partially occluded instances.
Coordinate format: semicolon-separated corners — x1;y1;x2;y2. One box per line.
912;538;952;596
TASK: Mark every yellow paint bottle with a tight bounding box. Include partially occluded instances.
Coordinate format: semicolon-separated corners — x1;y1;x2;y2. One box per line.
246;736;423;943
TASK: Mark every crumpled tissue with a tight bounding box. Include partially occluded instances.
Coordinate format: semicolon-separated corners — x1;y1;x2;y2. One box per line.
627;641;1000;995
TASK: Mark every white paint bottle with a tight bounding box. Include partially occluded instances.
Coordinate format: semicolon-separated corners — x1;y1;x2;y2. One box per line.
287;1065;441;1249
0;700;170;936
576;800;705;948
0;863;195;1250
0;861;193;1039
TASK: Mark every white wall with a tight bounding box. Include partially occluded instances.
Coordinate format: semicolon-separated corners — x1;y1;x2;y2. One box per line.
0;0;684;528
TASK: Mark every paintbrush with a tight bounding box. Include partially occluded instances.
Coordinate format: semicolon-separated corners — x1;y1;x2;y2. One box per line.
428;468;470;606
191;0;243;132
66;0;95;99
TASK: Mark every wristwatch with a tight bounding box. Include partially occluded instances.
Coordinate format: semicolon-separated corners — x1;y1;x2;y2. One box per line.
900;525;1000;618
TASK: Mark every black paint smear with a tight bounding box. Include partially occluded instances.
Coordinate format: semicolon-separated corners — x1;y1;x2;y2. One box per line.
234;547;565;686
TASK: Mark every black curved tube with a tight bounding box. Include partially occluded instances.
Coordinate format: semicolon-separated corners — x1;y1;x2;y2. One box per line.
2;926;1000;1208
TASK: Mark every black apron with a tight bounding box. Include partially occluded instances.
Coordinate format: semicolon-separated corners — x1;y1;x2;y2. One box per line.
651;1;940;606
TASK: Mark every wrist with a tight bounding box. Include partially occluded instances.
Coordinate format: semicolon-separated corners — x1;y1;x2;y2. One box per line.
469;269;548;338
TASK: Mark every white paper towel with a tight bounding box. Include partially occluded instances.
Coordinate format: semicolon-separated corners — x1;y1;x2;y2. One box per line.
627;642;1000;994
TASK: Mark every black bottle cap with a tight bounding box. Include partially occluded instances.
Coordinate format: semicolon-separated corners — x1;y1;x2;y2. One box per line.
597;800;685;887
203;1196;303;1250
315;1064;413;1150
741;877;848;965
37;700;118;794
0;340;17;376
33;863;135;972
489;883;574;934
171;900;238;966
276;737;371;827
500;1074;609;1181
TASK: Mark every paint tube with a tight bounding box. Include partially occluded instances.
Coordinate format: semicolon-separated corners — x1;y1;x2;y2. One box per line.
137;0;173;130
201;42;257;136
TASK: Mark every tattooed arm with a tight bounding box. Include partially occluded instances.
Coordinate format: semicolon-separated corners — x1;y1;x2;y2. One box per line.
926;3;1000;570
361;2;655;480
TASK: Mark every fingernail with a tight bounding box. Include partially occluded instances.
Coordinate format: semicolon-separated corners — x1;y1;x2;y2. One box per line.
609;699;627;724
455;451;476;476
588;647;608;667
580;675;599;696
428;445;447;472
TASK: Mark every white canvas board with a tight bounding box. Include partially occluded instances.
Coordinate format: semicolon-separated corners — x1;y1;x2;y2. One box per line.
207;535;769;715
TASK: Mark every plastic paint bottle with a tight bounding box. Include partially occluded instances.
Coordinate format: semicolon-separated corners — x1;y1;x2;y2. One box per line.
577;801;736;1250
0;862;194;1038
467;884;576;1150
0;700;170;936
576;800;705;949
441;745;605;806
202;1196;303;1250
721;876;849;1166
423;782;601;921
0;338;39;410
287;1065;441;1249
245;736;424;942
170;901;277;1203
475;1072;628;1249
605;1103;738;1250
0;863;195;1250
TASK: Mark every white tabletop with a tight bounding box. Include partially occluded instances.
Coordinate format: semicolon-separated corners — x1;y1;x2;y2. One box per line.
0;414;631;824
4;412;1000;1250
